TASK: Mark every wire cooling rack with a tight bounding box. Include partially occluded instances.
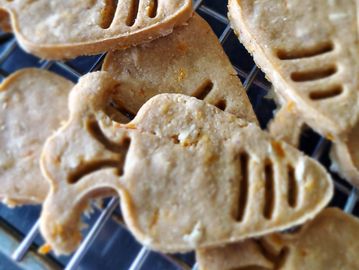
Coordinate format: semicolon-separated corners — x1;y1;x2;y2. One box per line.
0;1;358;269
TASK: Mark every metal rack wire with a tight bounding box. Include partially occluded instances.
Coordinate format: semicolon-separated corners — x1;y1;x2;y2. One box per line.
0;1;358;269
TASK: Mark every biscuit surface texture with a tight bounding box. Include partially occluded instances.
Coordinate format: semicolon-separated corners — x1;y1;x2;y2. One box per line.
330;123;359;187
0;69;74;205
197;208;359;270
0;0;192;59
229;0;359;138
40;72;332;254
103;13;257;124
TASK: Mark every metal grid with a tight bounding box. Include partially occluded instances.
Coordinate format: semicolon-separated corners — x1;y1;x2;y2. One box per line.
0;1;357;269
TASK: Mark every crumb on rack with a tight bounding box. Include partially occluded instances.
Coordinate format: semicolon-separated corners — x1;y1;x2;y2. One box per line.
38;243;52;255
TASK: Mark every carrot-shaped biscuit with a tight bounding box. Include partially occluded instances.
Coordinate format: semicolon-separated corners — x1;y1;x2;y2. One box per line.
40;72;332;254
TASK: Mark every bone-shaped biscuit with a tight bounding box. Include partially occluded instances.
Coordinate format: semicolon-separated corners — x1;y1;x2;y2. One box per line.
0;0;192;59
102;13;257;124
197;208;359;270
228;0;359;138
0;69;74;206
40;72;333;254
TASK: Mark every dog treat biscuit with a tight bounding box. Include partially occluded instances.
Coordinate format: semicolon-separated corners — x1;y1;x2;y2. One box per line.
197;208;359;270
40;72;332;254
0;69;74;205
229;0;359;139
103;13;257;124
0;0;192;59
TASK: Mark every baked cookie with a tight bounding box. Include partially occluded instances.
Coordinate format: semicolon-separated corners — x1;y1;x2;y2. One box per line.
0;0;192;59
197;208;359;270
0;69;74;206
228;0;359;139
40;72;332;254
102;13;257;124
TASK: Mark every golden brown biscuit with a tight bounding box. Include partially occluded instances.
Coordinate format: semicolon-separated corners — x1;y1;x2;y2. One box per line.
0;0;192;59
102;13;257;124
40;72;332;254
197;208;359;270
228;0;359;139
0;69;74;206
